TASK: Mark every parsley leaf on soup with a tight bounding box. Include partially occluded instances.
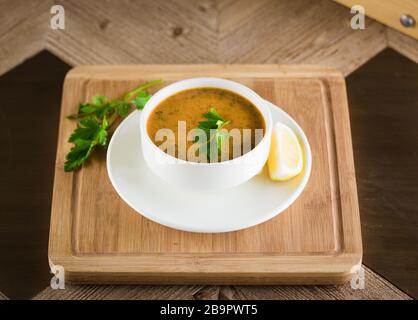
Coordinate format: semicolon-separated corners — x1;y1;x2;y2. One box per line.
195;108;230;161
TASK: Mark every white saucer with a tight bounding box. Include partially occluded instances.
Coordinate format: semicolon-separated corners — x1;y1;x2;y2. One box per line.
107;100;312;233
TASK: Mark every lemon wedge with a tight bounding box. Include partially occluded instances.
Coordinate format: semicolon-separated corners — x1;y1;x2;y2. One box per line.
268;122;303;181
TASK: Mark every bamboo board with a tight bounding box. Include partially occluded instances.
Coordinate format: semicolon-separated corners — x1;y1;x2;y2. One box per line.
48;65;362;284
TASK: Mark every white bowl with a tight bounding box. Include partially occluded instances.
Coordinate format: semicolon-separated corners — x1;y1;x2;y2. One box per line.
140;78;273;192
107;99;311;233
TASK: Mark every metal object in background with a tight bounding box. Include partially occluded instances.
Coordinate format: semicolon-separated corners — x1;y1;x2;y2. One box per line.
400;14;415;28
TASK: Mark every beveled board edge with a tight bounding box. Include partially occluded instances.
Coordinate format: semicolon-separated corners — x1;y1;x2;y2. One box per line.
48;65;362;284
65;64;345;81
50;253;361;285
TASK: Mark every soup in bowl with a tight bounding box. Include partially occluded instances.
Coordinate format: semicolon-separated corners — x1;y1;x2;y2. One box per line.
140;78;273;191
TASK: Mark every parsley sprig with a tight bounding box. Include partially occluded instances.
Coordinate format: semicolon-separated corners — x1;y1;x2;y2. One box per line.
64;80;162;172
195;108;230;161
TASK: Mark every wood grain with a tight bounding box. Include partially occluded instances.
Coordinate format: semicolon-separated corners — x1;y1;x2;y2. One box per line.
0;0;416;300
45;0;387;76
35;284;206;300
334;0;418;40
2;0;417;79
216;0;387;75
0;0;50;75
219;266;411;300
33;265;410;300
48;65;362;285
388;28;418;63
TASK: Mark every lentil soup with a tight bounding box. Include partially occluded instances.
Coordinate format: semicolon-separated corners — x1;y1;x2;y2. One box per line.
147;88;265;162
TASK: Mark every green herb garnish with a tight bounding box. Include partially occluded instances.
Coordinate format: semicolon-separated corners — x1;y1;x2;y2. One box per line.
64;79;162;172
195;107;230;161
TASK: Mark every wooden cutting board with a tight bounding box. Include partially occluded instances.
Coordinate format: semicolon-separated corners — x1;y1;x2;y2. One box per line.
49;65;362;284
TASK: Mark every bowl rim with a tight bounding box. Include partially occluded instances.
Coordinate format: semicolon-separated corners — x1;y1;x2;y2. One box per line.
140;77;273;167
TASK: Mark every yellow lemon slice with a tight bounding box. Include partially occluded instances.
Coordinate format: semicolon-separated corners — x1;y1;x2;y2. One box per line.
268;122;303;181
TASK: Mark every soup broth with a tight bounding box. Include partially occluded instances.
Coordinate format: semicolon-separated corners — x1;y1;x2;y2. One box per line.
147;88;265;162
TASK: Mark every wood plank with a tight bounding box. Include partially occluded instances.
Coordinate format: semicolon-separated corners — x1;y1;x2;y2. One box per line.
48;65;361;284
33;265;411;300
219;265;411;300
334;0;418;40
218;0;387;75
0;0;50;75
388;28;418;63
34;284;206;300
0;0;416;299
45;0;218;65
44;0;387;76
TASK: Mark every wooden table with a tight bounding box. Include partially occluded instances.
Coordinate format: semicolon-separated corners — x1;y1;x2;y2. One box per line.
1;0;417;300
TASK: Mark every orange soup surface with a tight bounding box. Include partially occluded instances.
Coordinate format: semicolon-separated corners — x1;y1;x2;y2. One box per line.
147;88;265;162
